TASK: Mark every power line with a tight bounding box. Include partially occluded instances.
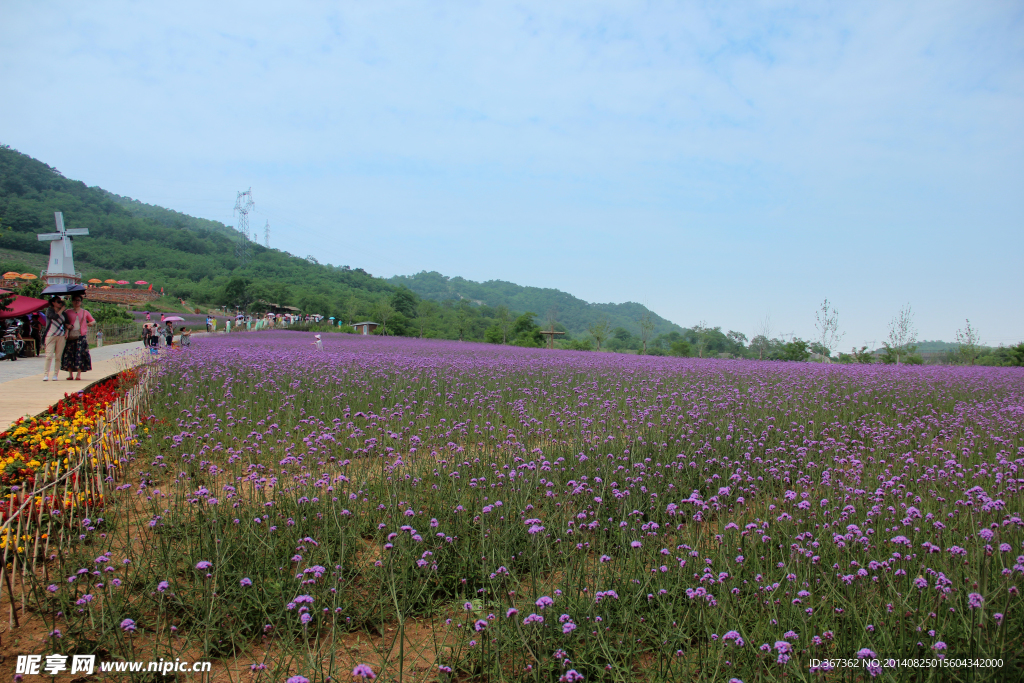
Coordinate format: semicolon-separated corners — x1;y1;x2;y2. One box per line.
233;188;254;266
264;220;270;248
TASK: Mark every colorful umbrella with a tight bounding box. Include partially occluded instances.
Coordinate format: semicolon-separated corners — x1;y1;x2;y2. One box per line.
20;273;37;280
163;316;185;322
88;278;103;284
134;280;148;285
3;272;21;280
117;280;129;285
104;279;118;284
100;286;112;289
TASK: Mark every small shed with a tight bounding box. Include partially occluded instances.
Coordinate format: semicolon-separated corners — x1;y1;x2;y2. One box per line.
352;321;379;336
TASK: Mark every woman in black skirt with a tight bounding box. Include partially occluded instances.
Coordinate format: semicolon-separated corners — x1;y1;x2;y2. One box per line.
61;295;97;380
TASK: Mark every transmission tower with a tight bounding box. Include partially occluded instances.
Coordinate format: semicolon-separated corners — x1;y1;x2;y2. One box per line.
233;188;254;265
264;220;270;248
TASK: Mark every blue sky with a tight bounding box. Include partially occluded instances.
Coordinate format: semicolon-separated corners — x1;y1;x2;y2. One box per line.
2;1;1022;346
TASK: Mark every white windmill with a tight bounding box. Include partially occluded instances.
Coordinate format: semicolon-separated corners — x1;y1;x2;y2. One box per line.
37;212;88;287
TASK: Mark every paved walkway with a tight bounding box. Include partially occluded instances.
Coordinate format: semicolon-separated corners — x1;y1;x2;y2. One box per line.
0;340;149;432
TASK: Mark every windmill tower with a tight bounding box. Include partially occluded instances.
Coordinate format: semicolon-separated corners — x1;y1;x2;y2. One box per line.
264;220;270;248
37;212;88;286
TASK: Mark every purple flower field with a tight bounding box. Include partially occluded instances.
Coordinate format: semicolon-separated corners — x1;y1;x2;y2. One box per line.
42;332;1024;681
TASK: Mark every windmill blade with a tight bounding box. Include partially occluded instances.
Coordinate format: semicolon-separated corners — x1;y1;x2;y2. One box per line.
64;228;90;236
64;237;72;258
54;212;65;233
37;233;63;241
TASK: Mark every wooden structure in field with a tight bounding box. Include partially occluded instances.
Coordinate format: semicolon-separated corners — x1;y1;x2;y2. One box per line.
539;324;565;349
258;301;300;315
352;321;379;335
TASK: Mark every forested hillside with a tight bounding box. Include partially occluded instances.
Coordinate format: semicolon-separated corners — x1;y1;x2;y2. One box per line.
390;271;683;337
0;144;685;346
0;144;393;313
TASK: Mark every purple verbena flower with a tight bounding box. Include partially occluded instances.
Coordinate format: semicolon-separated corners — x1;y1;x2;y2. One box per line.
351;663;376;679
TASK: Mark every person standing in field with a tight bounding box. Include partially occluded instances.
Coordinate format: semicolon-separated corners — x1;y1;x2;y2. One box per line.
61;295;95;381
206;315;212;332
41;297;67;381
164;320;174;347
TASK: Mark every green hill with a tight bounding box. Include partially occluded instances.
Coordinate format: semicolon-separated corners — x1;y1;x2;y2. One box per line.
391;271;683;337
0;144;390;316
0;143;682;343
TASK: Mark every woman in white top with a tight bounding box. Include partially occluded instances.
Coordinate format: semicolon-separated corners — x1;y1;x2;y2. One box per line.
41;297;68;381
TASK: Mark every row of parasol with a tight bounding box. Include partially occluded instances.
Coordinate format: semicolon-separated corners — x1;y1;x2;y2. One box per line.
1;273;151;287
86;278;149;286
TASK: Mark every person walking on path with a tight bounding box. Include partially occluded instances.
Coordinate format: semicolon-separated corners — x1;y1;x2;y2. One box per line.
61;295;96;381
41;297;68;381
30;312;45;356
206;315;212;333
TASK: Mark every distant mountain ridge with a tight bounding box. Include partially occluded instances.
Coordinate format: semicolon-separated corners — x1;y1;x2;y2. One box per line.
391;271;683;337
914;340;959;353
